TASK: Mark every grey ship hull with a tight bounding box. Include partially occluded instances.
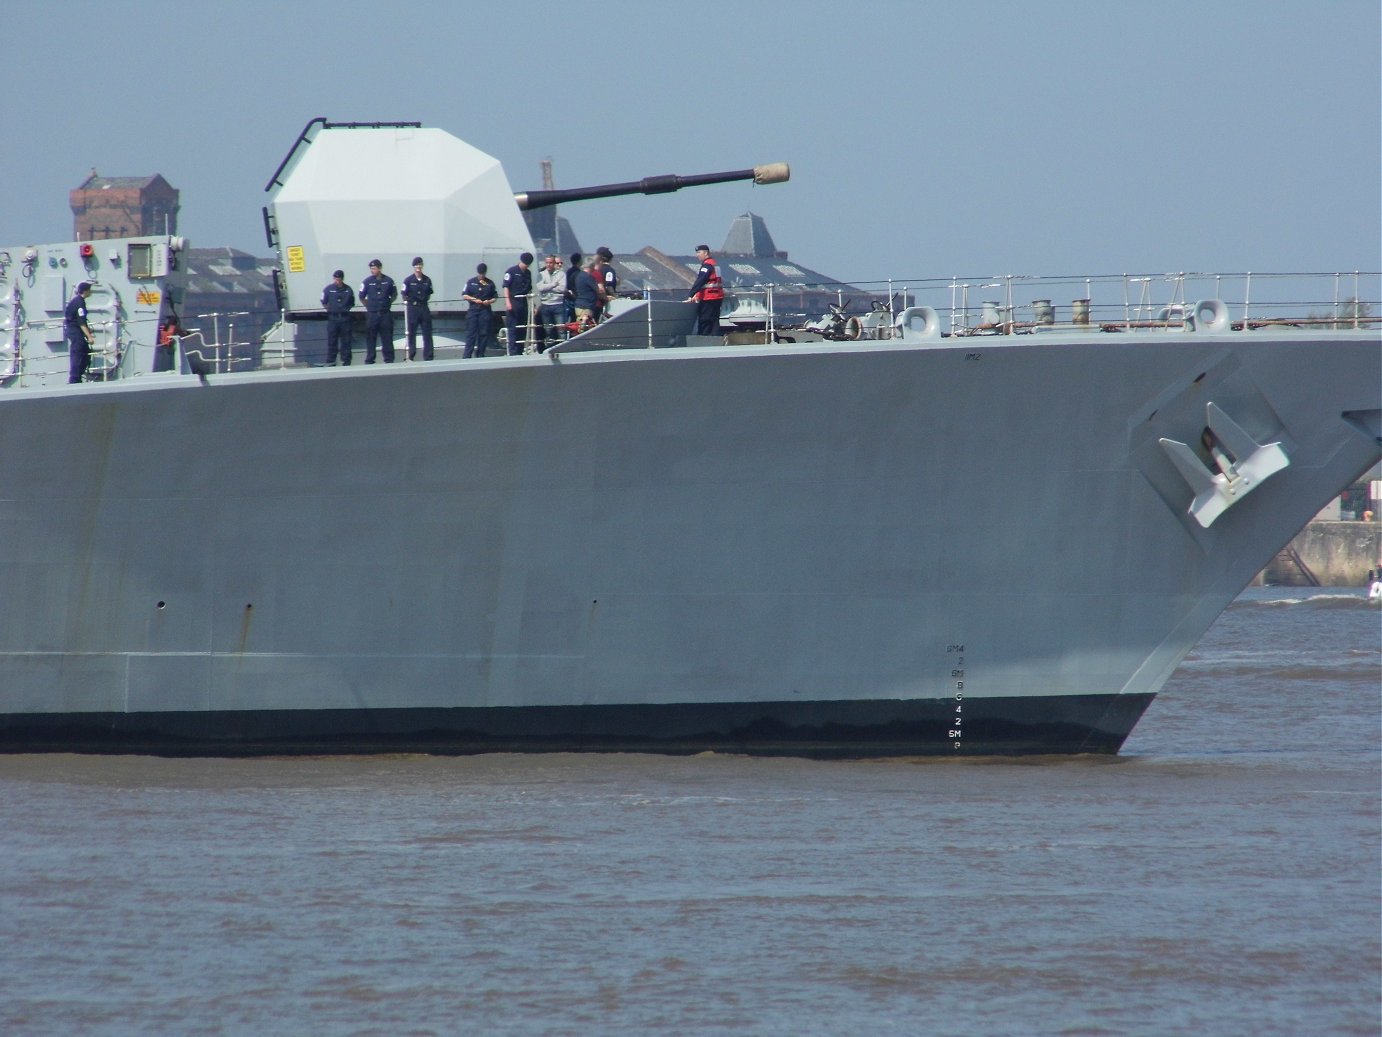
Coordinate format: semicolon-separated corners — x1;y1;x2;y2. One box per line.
1;332;1378;756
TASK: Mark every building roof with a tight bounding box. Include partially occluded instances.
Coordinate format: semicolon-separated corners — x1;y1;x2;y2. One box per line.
74;171;177;193
721;212;780;258
183;247;279;296
525;213;583;258
609;246;847;295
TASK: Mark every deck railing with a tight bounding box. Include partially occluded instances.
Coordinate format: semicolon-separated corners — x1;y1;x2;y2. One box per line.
5;272;1378;387
719;270;1381;341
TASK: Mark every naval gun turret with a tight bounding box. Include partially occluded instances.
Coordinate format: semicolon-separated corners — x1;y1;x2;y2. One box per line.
264;118;788;320
514;164;790;212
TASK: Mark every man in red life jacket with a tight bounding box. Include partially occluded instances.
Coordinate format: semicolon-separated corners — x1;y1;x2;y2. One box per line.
686;244;724;336
155;315;181;372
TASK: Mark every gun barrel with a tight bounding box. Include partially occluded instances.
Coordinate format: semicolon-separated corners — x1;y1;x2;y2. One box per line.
514;163;789;211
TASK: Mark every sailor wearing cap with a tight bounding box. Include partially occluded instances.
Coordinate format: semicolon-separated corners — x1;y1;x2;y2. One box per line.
686;244;724;336
402;257;435;361
321;269;356;366
65;281;95;383
503;252;534;355
359;259;398;363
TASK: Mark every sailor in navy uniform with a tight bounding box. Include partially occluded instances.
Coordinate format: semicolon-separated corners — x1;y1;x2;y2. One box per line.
462;263;498;359
359;259;398;363
503;252;534;355
64;281;95;383
321;269;356;365
402;256;435;361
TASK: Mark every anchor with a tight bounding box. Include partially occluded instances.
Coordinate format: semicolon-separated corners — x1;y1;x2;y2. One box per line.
1159;402;1290;528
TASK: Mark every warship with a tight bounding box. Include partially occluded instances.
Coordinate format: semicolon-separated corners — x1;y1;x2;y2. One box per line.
0;119;1377;757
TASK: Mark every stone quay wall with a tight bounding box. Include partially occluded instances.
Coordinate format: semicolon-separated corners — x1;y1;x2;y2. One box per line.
1260;520;1381;586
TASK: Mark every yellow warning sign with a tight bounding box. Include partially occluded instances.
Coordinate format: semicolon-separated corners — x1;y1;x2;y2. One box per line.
135;289;161;306
286;246;306;273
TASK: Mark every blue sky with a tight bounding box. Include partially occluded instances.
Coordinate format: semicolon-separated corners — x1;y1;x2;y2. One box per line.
4;1;1378;284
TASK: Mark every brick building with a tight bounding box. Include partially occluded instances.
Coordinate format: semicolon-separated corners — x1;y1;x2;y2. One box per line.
70;171;180;240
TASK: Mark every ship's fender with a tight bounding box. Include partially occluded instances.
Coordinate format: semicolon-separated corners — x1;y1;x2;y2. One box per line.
894;305;941;341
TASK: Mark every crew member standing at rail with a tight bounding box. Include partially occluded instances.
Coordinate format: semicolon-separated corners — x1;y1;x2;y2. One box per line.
462;262;497;358
359;259;398;363
321;269;356;365
686;244;724;336
402;257;435;361
503;252;534;355
535;254;566;350
588;252;607;324
155;315;182;373
564;252;582;325
572;258;605;331
596;246;618;317
65;281;95;383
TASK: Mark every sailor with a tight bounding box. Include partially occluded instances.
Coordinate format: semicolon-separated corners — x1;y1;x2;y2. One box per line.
686;244;724;336
503;252;534;355
321;269;356;366
359;259;398;363
462;262;497;359
402;257;435;361
64;281;95;383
